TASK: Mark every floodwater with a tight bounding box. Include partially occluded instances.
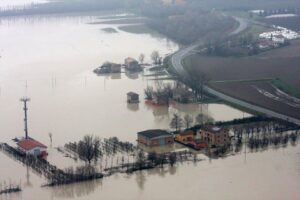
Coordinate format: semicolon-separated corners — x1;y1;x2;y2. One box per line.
1;143;300;200
0;13;250;147
2;12;292;200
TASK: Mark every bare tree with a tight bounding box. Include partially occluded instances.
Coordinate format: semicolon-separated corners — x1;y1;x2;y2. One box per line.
144;86;154;100
184;114;193;129
170;114;183;132
139;53;145;64
168;152;177;166
151;51;160;64
136;150;146;169
77;135;101;165
196;113;214;125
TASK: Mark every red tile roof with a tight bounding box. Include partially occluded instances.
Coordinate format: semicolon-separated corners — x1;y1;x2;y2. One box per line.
17;138;47;151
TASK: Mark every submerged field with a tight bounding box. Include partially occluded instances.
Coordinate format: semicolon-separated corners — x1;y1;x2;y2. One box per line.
184;39;300;119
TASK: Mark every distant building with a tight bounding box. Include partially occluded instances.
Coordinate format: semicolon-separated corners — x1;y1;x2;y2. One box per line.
127;92;139;103
94;62;121;74
272;35;285;44
124;57;141;71
17;138;48;157
153;92;169;105
201;126;230;147
172;87;195;103
110;63;121;73
175;130;194;143
258;39;277;50
137;129;174;147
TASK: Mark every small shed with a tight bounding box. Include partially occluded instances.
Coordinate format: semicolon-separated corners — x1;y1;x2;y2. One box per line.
127;92;139;103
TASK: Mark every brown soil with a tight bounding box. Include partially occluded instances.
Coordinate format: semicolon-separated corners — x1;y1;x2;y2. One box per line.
185;39;300;88
211;81;300;119
185;39;300;119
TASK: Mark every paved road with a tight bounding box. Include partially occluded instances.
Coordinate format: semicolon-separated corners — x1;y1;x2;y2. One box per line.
170;16;300;125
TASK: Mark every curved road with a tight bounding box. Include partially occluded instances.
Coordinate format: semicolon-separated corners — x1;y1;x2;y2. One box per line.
170;16;300;125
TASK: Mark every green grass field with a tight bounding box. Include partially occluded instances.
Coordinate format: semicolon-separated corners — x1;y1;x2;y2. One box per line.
271;79;300;99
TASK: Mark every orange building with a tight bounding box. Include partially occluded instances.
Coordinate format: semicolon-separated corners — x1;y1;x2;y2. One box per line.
175;130;194;143
201;126;230;147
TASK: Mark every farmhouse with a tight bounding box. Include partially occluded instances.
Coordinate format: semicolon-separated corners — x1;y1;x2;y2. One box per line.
172;87;195;103
201;126;230;147
93;62;121;74
137;129;174;147
17;138;48;157
124;57;141;71
127;92;139;103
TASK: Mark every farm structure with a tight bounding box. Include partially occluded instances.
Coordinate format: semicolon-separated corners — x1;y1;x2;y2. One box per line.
137;129;174;147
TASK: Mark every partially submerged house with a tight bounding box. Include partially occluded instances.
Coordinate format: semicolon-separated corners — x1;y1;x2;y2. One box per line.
93;62;121;74
201;126;230;147
127;92;139;103
137;129;174;147
152;92;169;105
17;138;47;157
172;87;196;103
124;57;141;71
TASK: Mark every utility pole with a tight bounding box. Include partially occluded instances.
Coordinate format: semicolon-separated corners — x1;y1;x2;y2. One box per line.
20;97;30;139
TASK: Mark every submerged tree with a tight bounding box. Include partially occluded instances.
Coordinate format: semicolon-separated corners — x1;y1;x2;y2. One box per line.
151;50;160;64
77;135;101;165
139;53;145;64
183;114;193;129
170;114;183;132
136;150;146;169
168;152;177;166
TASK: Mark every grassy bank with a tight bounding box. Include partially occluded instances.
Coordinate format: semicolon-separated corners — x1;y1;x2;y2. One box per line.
271;79;300;99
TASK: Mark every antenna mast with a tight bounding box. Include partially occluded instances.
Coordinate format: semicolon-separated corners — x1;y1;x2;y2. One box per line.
20;97;30;139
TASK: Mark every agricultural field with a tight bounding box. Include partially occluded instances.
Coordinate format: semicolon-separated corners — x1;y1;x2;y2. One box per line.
210;81;300;119
259;15;300;32
184;39;300;119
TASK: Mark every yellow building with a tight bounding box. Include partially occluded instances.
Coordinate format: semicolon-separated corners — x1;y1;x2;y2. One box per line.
175;130;194;143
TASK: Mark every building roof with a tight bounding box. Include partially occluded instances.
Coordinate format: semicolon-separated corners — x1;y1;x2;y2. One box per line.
138;129;172;139
202;126;226;134
125;57;138;63
17;138;47;151
127;92;139;96
178;130;194;136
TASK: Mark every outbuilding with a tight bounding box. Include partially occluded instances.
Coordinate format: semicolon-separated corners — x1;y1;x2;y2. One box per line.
17;138;48;157
137;129;174;147
127;92;139;103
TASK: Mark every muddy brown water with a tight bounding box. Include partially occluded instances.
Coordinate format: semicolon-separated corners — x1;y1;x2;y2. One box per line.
2;13;292;200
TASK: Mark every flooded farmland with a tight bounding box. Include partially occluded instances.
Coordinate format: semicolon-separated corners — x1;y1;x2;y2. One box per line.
0;12;298;200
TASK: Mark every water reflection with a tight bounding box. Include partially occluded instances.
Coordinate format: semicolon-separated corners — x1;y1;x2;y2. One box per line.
125;71;140;80
50;179;103;199
127;103;139;112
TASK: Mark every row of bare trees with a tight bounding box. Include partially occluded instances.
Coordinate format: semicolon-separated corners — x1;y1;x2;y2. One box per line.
138;51;161;65
170;113;214;132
